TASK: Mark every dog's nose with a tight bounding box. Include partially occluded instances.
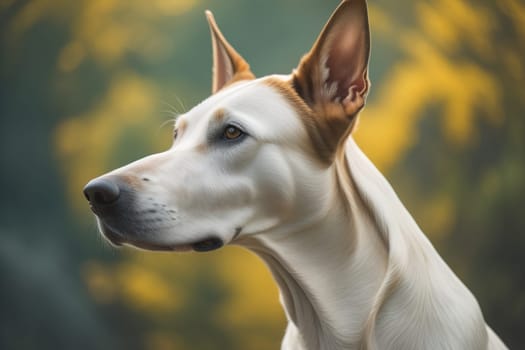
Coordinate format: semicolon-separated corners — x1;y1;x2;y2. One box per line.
83;178;121;205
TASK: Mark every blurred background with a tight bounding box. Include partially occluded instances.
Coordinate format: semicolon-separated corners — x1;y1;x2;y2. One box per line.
1;0;524;349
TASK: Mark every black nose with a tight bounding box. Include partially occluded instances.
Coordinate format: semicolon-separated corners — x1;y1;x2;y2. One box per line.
83;178;121;205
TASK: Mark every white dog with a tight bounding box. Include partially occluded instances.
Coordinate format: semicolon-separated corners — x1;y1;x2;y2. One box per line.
84;1;507;349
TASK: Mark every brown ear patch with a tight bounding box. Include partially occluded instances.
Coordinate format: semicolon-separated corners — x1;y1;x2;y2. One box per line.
284;0;369;162
264;77;358;165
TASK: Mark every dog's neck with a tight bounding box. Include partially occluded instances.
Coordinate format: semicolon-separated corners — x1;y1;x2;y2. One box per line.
238;138;488;350
238;140;389;349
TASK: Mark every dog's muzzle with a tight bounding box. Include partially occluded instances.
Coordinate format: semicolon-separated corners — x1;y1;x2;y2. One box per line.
84;175;160;247
83;176;225;252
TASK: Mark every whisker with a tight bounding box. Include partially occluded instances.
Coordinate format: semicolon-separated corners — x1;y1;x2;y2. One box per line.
159;117;177;130
161;101;181;115
159;100;183;132
173;94;187;113
160;109;180;117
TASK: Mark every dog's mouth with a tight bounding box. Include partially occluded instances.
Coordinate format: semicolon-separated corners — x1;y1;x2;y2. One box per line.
97;220;223;253
85;176;229;253
191;237;224;252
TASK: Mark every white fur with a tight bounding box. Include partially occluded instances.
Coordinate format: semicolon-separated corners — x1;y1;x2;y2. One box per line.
94;76;507;349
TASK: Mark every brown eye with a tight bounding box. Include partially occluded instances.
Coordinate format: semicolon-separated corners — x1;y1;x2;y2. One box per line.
223;125;243;140
173;129;178;140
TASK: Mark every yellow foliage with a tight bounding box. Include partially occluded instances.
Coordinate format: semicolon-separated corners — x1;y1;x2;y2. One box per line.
356;2;502;171
417;3;457;51
368;4;394;34
5;0;197;67
117;262;183;313
84;257;187;314
70;0;197;65
418;0;494;55
214;247;285;327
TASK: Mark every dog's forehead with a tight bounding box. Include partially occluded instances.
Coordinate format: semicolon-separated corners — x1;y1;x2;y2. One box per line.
179;75;309;141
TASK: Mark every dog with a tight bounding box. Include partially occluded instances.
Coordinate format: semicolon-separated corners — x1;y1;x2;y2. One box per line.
83;1;507;349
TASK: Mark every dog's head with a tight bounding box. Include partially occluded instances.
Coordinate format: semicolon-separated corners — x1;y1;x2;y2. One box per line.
84;0;370;252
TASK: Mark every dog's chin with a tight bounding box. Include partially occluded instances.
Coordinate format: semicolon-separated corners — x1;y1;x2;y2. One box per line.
96;220;224;253
97;220;193;252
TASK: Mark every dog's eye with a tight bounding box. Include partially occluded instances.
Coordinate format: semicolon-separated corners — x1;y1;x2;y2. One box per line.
223;125;244;140
173;129;178;140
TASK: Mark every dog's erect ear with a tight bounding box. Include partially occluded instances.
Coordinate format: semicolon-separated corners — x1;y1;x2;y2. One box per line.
206;11;255;94
292;0;370;152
